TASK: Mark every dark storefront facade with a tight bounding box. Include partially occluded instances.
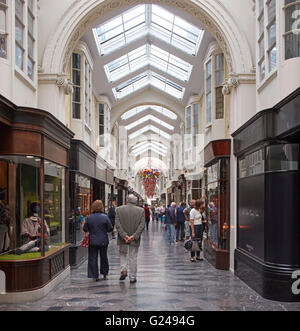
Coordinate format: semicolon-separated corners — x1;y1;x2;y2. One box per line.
203;140;231;271
0;95;74;295
69;141;114;268
114;178;128;207
233;88;300;302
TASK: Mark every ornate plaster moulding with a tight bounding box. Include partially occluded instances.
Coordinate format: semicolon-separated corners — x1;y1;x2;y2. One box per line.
38;73;73;95
222;72;256;95
188;94;202;105
58;0;243;75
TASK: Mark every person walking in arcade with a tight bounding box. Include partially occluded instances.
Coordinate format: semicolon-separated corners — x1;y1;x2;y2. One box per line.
83;200;113;281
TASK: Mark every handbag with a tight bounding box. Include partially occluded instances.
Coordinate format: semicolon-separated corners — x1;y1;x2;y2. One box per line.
191;239;200;252
81;233;89;248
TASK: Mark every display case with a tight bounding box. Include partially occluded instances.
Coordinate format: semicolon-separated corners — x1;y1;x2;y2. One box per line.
0;95;73;298
203;139;231;270
69;173;91;248
206;159;230;251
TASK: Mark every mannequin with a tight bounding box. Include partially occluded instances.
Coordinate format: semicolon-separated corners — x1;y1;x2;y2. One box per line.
0;194;11;253
14;203;50;255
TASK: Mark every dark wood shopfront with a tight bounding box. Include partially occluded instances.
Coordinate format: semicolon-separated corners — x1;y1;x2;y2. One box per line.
0;95;74;293
203;139;231;271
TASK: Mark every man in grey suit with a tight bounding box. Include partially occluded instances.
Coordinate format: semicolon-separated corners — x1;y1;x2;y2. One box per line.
115;194;145;283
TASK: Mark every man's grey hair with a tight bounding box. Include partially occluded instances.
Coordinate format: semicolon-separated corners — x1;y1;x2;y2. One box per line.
171;202;176;207
128;194;137;205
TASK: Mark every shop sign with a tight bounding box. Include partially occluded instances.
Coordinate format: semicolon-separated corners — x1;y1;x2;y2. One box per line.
76;174;90;188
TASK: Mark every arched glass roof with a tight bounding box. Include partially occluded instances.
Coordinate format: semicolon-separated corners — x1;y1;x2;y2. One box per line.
94;4;204;56
113;70;185;100
105;44;192;83
121;105;177;121
128;125;171;140
124;115;174;131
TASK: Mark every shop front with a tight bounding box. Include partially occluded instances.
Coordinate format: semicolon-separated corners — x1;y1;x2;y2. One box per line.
69;140;96;268
233;88;300;302
69;142;115;268
203;140;231;271
115;179;128;206
178;174;186;202
0;96;73;302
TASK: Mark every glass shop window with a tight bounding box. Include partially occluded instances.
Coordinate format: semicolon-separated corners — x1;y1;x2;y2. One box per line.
69;173;91;246
206;159;230;250
76;174;91;218
0;156;42;260
266;144;299;172
284;0;300;60
44;161;65;248
238;149;265;179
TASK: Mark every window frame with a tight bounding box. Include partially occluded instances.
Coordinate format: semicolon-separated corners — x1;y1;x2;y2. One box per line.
99;103;105;147
71;53;82;120
205;57;213;126
0;0;8;60
283;0;300;60
256;0;278;86
14;0;37;82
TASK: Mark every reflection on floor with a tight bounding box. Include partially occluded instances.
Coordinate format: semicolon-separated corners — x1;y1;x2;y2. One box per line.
1;222;300;311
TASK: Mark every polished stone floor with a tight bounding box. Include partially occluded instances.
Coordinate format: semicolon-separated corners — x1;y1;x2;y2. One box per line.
1;222;300;311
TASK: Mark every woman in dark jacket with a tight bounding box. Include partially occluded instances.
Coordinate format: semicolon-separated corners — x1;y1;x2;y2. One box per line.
83;200;113;281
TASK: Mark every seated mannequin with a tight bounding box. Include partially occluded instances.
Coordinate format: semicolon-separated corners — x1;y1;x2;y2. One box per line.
14;203;50;255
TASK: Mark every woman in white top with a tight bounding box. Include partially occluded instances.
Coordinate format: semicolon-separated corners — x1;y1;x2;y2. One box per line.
190;199;207;262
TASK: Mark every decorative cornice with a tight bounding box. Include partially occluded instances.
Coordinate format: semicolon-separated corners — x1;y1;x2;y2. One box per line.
223;72;256;95
38;73;73;95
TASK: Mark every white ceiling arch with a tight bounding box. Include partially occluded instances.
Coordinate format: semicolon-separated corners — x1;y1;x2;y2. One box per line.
110;89;185;127
41;0;254;78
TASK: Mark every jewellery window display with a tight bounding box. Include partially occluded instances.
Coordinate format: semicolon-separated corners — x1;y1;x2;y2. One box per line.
69;174;91;246
44;161;65;248
206;159;230;250
0;155;67;261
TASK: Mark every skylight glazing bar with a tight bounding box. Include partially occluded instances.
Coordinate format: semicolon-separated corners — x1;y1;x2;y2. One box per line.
121;105;177;121
125;115;175;131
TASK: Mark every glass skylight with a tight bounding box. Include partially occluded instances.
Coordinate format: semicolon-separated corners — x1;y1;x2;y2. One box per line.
133;144;167;157
94;4;204;56
150;5;203;56
128;125;171;140
125;115;175;131
94;5;147;55
121;105;177;121
105;44;192;83
113;71;185;100
133;142;167;155
113;72;149;99
133;140;168;150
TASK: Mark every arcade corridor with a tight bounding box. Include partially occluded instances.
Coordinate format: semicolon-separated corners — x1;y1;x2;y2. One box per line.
1;223;299;312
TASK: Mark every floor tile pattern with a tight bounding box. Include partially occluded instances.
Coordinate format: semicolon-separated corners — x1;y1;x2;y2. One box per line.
1;222;300;311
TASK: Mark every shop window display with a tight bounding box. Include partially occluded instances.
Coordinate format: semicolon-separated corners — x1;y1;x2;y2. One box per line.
0;156;67;261
206;159;230;250
44;161;65;247
69;174;91;246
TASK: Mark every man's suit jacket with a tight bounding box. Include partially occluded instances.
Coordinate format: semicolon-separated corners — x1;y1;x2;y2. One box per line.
115;203;145;247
